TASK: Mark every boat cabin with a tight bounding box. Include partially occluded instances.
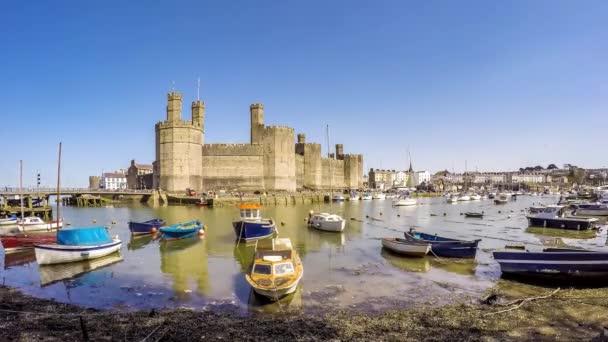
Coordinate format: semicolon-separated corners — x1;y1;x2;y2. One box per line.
251;238;296;277
19;217;45;225
534;205;569;219
238;204;262;221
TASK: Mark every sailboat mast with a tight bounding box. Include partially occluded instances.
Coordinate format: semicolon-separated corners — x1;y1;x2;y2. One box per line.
19;160;24;219
327;124;332;211
56;142;62;223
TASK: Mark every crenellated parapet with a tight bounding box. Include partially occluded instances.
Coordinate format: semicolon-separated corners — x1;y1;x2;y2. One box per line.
202;143;263;156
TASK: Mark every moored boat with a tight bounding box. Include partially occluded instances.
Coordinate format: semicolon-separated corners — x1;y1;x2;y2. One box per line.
381;238;430;257
332;194;345;202
308;212;345;232
457;194;471;201
19;217;63;232
0;215;18;226
393;196;417;206
34;226;122;265
128;218;166;235
373;192;386;200
233;204;276;240
1;231;57;253
446;194;459;203
245;238;303;301
403;231;480;258
526;205;597;230
493;248;608;280
464;212;483;218
574;203;608;216
349;192;360;201
470;194;481;200
160;220;202;240
494;194;508;204
361;193;373;200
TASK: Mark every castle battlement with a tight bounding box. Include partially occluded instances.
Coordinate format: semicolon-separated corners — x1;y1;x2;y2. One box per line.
250;103;264;109
264;125;295;132
168;92;182;99
202;143;262;156
156;120;202;130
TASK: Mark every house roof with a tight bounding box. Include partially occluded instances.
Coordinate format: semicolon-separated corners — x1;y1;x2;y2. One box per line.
103;172;126;178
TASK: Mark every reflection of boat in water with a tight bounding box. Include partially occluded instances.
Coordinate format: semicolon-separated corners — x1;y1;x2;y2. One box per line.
4;249;36;268
39;252;123;287
159;235;200;254
233;241;257;272
127;233;158;251
247;282;303;314
525;226;597;240
432;259;476;276
380;249;430;272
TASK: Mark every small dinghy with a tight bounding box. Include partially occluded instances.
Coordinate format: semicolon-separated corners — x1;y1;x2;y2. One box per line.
381;238;430;257
1;232;57;253
19;217;63;232
464;212;483;218
34;226;122;265
0;215;18;226
308;212;345;232
403;231;480;258
493;248;608;280
160;220;202;240
128;219;165;235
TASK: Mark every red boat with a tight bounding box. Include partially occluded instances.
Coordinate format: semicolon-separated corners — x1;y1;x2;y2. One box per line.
0;232;57;253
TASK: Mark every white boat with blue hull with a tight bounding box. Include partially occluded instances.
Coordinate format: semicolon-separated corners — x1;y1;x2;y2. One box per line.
526;205;598;230
574;203;608;216
34;226;122;265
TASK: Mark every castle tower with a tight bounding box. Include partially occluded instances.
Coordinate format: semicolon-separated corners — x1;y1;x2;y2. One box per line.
335;144;344;160
154;92;204;192
192;100;205;136
166;92;182;121
297;133;306;144
250;103;264;144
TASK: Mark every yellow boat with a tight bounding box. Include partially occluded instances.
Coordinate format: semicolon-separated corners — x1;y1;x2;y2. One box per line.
245;238;303;301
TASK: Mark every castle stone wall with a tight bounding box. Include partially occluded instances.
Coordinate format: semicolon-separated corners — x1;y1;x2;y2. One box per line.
201;144;264;190
321;158;345;189
295;154;304;189
156;120;203;192
301;143;322;189
344;154;364;189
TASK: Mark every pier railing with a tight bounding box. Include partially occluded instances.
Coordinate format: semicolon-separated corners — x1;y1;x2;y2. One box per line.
0;188;153;196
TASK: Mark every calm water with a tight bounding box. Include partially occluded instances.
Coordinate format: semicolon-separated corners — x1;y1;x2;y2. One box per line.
1;195;606;314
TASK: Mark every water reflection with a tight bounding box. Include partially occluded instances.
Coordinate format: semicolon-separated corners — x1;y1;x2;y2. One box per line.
526;226;598;240
159;236;210;298
128;234;158;251
381;249;431;272
39;252;123;287
432;259;476;276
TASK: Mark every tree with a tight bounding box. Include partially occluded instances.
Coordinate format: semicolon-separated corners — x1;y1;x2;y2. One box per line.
569;167;586;185
533;165;543;171
547;164;558;170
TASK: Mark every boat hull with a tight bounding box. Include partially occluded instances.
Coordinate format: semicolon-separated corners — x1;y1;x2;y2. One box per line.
527;217;595;230
576;209;608;216
393;200;416;206
34;239;122;265
381;238;430;257
0;219;18;226
1;233;57;253
494;200;508;204
309;218;345;232
232;220;275;240
403;232;479;258
252;278;301;301
159;220;202;240
494;250;608;279
128;219;165;235
20;220;63;232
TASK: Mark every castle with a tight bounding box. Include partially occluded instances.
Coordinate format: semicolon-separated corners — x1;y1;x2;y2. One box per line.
153;92;363;193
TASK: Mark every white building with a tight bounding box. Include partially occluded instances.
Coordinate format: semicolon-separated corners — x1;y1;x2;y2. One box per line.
511;173;546;184
101;172;127;190
412;171;431;186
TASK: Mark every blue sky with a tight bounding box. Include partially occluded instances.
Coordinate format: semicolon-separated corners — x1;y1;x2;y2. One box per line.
1;1;606;187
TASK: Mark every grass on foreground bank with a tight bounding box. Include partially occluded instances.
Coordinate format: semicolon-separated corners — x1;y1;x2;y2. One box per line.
1;283;608;341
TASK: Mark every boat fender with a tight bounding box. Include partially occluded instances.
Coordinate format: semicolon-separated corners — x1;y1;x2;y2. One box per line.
203;225;208;231
198;230;205;237
151;227;158;233
92;219;97;223
111;220;117;224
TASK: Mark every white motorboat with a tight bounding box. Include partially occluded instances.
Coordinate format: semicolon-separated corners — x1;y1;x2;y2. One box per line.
470;194;481;200
446;195;459;203
381;238;430;257
308;213;346;232
373;193;386;200
393;196;417;206
349;192;360;201
457;195;471;201
361;193;373;200
0;215;18;226
494;194;509;204
35;226;122;265
19;217;63;232
574;203;608;216
332;194;345;202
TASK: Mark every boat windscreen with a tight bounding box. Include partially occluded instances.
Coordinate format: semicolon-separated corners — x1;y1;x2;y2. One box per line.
253;263;271;275
274;262;295;275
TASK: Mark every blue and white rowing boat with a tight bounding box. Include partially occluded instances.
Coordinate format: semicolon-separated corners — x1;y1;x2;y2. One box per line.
0;214;18;226
128;219;165;235
160;220;202;240
34;226;122;265
403;231;480;258
493;248;608;279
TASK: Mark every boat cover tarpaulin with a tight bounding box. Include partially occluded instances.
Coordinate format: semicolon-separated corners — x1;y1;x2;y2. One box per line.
57;227;112;246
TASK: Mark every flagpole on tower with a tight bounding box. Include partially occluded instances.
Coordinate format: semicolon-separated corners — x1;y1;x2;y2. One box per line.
197;77;200;101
